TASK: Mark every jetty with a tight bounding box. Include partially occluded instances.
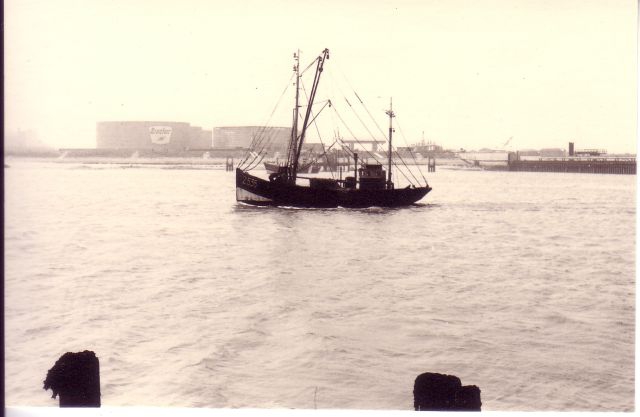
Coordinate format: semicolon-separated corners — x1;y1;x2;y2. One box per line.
507;155;636;175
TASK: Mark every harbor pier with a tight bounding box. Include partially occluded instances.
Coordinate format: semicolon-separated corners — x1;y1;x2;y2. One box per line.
507;152;636;175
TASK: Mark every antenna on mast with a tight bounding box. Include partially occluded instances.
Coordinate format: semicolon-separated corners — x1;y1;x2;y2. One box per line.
385;98;395;188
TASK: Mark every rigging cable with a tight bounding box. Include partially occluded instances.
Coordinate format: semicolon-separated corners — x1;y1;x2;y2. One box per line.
298;79;336;176
243;119;289;170
299;55;320;76
345;94;420;186
330;64;419;185
330;105;414;185
243;129;279;171
343;96;384;151
239;72;294;170
323;69;383;166
292;50;329;178
351;90;422;186
330;106;382;165
394;116;429;185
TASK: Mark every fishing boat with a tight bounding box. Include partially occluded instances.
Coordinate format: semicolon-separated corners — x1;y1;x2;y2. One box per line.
236;48;432;208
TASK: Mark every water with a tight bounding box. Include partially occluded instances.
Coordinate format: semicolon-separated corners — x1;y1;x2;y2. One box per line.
4;160;635;411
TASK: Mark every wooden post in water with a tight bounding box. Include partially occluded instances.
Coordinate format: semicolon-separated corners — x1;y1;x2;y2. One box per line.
413;372;481;411
225;157;234;171
428;157;436;172
43;350;101;407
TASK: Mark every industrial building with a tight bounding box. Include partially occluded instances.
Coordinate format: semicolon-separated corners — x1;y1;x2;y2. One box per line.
96;121;212;151
213;126;290;152
95;122;293;154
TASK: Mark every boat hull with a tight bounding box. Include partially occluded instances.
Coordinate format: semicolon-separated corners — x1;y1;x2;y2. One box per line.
236;169;430;208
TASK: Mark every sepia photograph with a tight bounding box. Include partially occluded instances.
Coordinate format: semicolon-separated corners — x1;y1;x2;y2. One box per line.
4;0;636;413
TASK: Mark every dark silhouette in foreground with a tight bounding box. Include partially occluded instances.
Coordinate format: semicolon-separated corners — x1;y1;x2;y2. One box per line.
413;372;481;411
43;350;100;407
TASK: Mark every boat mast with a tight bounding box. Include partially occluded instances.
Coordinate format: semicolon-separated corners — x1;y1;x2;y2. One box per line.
286;50;301;179
291;48;330;184
385;98;395;188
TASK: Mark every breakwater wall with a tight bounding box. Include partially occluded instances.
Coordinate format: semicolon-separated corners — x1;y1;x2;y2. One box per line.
507;154;636;175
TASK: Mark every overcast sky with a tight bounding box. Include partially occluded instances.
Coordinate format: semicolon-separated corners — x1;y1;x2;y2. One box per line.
5;0;637;153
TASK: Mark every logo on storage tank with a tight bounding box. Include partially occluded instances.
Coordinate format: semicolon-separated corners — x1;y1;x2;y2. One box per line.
149;126;172;144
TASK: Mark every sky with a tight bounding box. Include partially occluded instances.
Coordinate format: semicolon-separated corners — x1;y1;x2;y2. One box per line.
4;0;638;153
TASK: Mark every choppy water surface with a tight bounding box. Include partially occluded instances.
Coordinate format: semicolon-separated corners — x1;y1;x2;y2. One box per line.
4;160;635;411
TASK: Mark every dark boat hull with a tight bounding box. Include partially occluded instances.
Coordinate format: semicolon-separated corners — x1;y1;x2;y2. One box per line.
236;169;430;208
